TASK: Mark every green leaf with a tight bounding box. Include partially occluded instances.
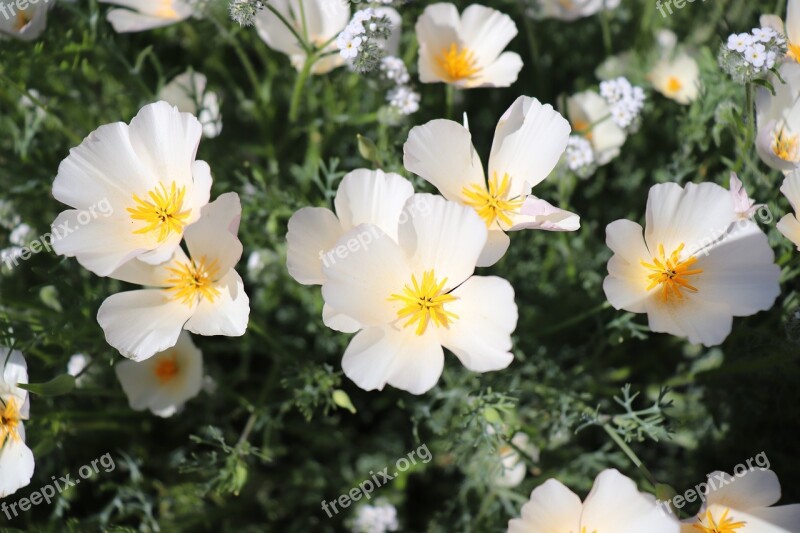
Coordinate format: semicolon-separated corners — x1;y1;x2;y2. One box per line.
19;374;75;396
357;134;380;166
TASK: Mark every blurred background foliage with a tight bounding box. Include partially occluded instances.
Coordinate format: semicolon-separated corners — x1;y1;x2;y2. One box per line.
1;0;799;530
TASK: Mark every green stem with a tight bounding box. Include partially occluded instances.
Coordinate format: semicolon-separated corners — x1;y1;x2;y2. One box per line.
289;54;316;122
298;0;309;44
518;0;543;98
263;4;313;54
600;3;613;57
602;423;658;489
445;84;455;120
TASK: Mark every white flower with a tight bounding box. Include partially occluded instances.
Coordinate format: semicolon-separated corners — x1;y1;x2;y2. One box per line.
0;348;34;498
254;0;350;75
320;194;518;394
352;502;400;533
0;1;50;41
680;469;800;533
755;62;800;171
649;52;700;105
51;101;212;277
753;26;777;43
532;0;621;21
507;469;679;533
67;353;92;387
159;71;222;139
386;86;420;115
99;0;194;33
493;432;538;488
603;182;780;347
337;31;363;59
729;172;763;220
115;331;203;417
404;96;579;267
786;0;800;62
8;223;33;246
777;169;800;249
565;135;595;174
415;3;523;88
727;32;753;53
600;77;645;129
286;169;414;333
567;90;627;165
97;193;250;361
745;43;767;68
380;56;410;85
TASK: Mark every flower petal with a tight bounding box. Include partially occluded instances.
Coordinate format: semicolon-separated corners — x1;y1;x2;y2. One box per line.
508;479;582;533
184;269;250;337
0;431;35;498
334;169;415;240
512;197;580;232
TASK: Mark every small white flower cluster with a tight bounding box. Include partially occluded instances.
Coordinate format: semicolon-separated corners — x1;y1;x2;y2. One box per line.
379;56;409;85
386;85;420;115
720;27;786;84
228;0;264;27
599;77;645;130
565;135;595;178
351;502;400;533
337;8;393;73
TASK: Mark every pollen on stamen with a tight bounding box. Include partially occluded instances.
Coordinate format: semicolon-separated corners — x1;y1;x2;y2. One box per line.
640;242;703;303
127;181;191;242
462;172;524;228
436;43;480;82
164;256;222;306
388;270;459;336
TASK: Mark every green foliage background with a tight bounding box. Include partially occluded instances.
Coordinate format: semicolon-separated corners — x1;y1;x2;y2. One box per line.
1;0;799;530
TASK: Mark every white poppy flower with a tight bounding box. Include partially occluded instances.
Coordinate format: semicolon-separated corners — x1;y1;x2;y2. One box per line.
115;331;203;417
415;3;523;88
254;0;350;75
51;101;211;277
567;90;627;166
97;192;249;361
603;182;780;347
756;62;800;172
493;432;538;489
507;469;679;533
649;52;700;105
286;169;414;333
777;169;800;249
404;96;578;267
159;71;222;139
320;193;518;395
0;348;34;498
100;0;193;33
0;0;50;40
680;469;800;533
532;0;621;21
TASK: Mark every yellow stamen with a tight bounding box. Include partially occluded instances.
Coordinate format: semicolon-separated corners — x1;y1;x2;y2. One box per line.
461;172;524;228
436;43;480;82
788;42;800;63
14;10;32;31
155;0;179;19
388;270;459;336
666;76;683;94
0;398;22;447
572;119;594;142
127;182;191;242
692;508;746;533
154;354;180;384
772;127;800;162
164;256;221;306
640;243;703;303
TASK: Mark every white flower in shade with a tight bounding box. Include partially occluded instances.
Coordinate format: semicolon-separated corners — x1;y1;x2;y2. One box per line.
51;101;211;277
100;0;193;33
507;469;679;533
756;62;800;172
680;469;800;533
603;182;780;347
415;3;523;88
729;173;763;220
337;30;363;59
320;194;518;394
387;86;420;115
532;0;621;21
0;1;50;41
493;432;538;489
567;90;627;166
404;96;579;267
352;502;400;533
159;71;222;139
97;193;249;361
115;331;203;417
286;169;414;333
254;0;350;75
745;43;768;68
0;348;34;498
727;32;754;53
649;52;700;105
777;169;800;249
66;353;92;387
380;56;410;85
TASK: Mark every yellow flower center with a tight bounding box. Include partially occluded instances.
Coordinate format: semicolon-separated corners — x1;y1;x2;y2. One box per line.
0;397;22;447
462;172;524;228
666;76;683;94
436;43;480;82
640;243;703;302
14;10;32;31
154;354;180;384
127;182;191;243
572;119;594;141
165;256;221;306
788;42;800;63
155;0;179;19
772;127;800;162
388;270;459;336
692;508;746;533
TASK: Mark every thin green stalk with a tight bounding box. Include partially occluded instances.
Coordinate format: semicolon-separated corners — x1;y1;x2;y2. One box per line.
602;423;658;490
445;84;455;120
517;0;543;97
600;3;612;57
289;54;316;122
263;4;313;54
297;0;310;43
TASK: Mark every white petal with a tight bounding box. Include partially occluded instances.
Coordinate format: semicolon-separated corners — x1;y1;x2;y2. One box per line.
187;160;214;225
746;504;800;531
0;4;47;40
761;14;785;34
184;192;244;278
788;0;800;45
0;348;29;419
469;52;523;88
705;469;782;510
403;119;485;201
108;248;185;287
459;4;517;66
507;479;582;533
780;169;800;214
0;433;35;498
322;304;362;333
184;269;250;337
286;207;344;285
645;296;733;347
106;9;183;33
334;169;415;239
603;219;655;314
777;213;800;249
341;326;444;394
512;197;580;231
439;276;517;372
415;3;461;84
254;0;302;57
97;289;195;361
477;228;511;267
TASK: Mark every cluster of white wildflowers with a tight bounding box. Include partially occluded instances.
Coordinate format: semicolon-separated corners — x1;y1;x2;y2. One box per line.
379;55;410;84
337;8;393;73
720;27;786;84
228;0;264;27
599;77;645;130
564;135;596;178
380;56;420;116
351;502;400;533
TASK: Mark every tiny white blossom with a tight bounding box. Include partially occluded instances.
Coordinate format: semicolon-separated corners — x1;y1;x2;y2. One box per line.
387;85;420;115
352;502;399;533
337;31;363;59
380;56;410;84
745;43;767;68
9;223;33;246
727;32;753;52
